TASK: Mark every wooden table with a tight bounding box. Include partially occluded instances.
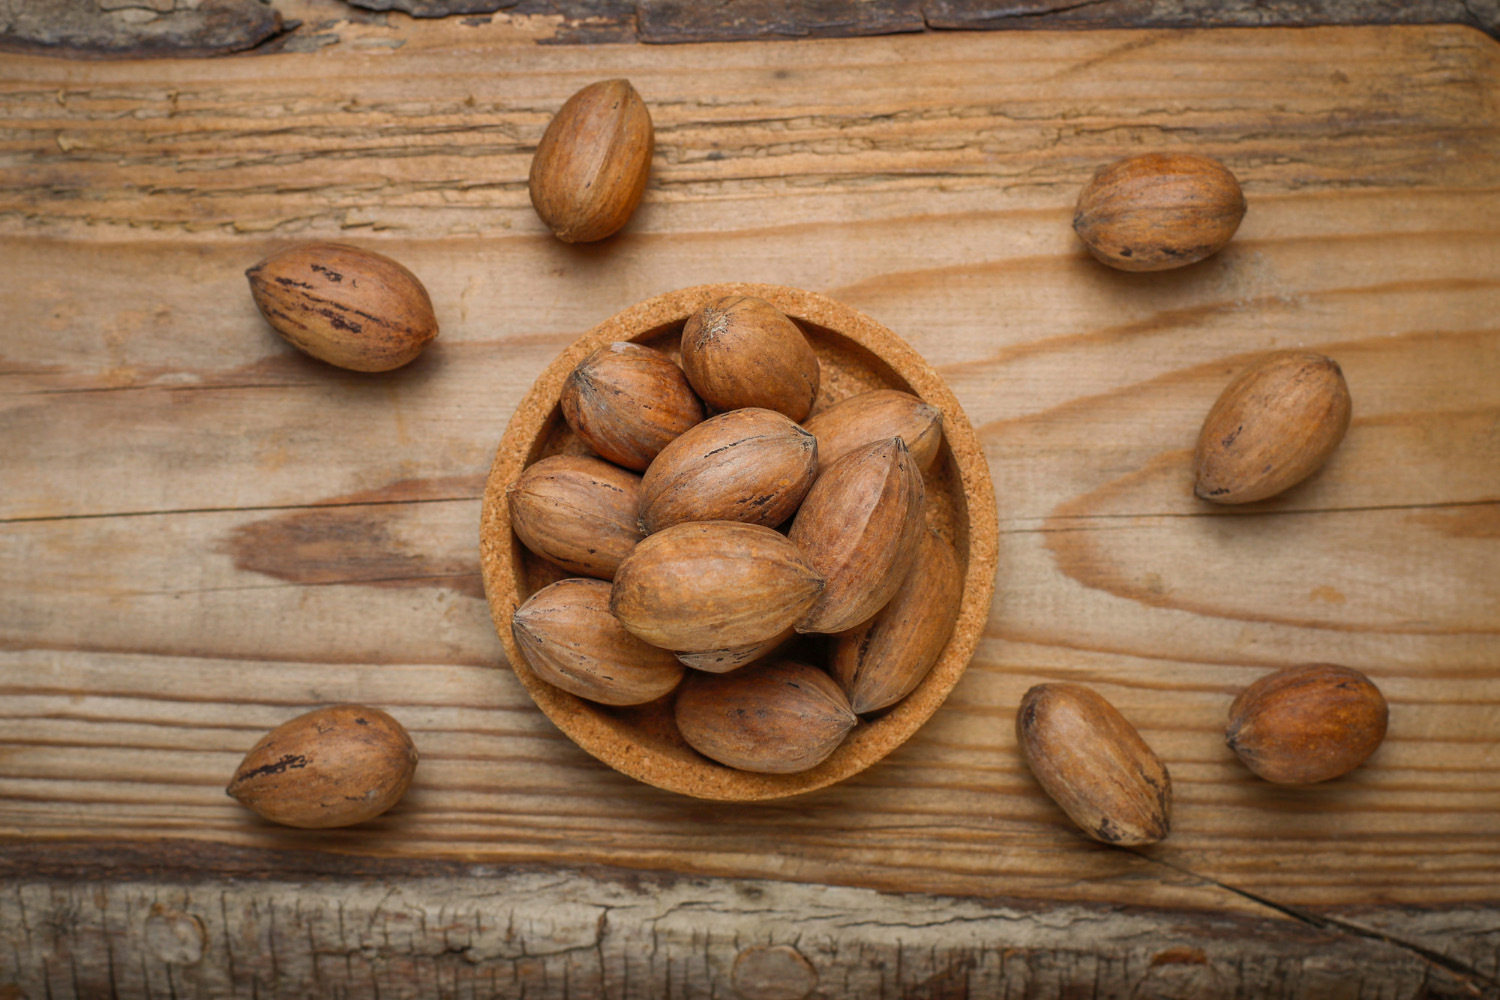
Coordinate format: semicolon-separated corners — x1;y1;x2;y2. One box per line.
3;5;1498;997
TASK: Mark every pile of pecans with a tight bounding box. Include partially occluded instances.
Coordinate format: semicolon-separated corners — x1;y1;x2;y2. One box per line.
505;294;962;775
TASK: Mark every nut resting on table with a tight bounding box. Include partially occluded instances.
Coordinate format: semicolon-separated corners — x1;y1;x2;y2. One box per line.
1195;351;1353;504
245;241;439;372
227;705;418;829
1015;683;1172;847
500;294;962;775
1073;152;1246;272
529;79;654;244
1227;664;1388;784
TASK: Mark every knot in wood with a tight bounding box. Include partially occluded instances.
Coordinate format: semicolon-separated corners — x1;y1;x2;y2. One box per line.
731;943;817;1000
144;905;205;966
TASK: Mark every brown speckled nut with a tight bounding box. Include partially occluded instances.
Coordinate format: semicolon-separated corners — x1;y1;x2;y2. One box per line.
479;284;998;801
245;242;438;372
227;705;418;829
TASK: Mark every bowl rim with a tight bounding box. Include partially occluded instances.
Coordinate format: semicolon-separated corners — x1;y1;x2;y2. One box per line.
479;282;999;801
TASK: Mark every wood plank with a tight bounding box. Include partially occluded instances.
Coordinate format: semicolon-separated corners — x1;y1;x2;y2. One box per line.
3;631;1496;904
1;22;1499;995
6;0;1499;56
636;0;926;43
2;858;1494;999
924;0;1500;39
0;0;287;58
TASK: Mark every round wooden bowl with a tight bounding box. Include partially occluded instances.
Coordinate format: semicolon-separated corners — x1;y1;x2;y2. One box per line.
479;284;998;801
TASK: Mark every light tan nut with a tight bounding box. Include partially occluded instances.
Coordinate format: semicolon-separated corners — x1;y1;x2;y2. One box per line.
680;295;820;421
788;437;925;634
674;660;856;773
227;705;418;829
1194;351;1352;504
803;389;943;474
560;342;704;471
506;454;644;579
610;521;824;653
1016;683;1172;846
511;578;684;705
831;529;962;714
529;79;653;243
639;407;818;534
1073;153;1246;272
1226;663;1388;784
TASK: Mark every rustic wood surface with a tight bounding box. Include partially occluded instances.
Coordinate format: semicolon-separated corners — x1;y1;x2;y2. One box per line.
2;19;1499;998
4;845;1495;1000
0;0;288;58
4;0;1500;56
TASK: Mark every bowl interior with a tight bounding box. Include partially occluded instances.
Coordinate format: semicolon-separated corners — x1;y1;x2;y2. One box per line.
479;283;998;801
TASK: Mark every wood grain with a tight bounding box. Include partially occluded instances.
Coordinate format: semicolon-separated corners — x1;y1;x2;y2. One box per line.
1;855;1493;999
2;22;1499;996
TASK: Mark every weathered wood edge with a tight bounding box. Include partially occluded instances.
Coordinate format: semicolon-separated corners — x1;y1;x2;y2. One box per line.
635;0;1500;44
1;841;1495;999
0;0;291;59
3;0;1497;57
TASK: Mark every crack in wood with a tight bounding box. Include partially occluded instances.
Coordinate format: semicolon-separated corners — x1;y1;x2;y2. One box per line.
0;494;482;527
1129;849;1500;994
6;867;1495;997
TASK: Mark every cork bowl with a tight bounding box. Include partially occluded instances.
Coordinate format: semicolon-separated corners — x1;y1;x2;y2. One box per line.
479;284;998;801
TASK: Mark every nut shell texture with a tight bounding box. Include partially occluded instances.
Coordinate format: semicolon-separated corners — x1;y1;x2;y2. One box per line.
512;578;684;706
1073;153;1246;272
639;407;818;533
675;626;796;674
789;437;925;634
529;79;653;243
831;529;962;714
680;296;820;421
674;660;857;773
245;242;438;372
561;343;704;470
226;705;418;829
804;389;943;474
1016;684;1171;846
506;455;644;579
610;521;825;653
1194;351;1352;504
1227;664;1388;784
